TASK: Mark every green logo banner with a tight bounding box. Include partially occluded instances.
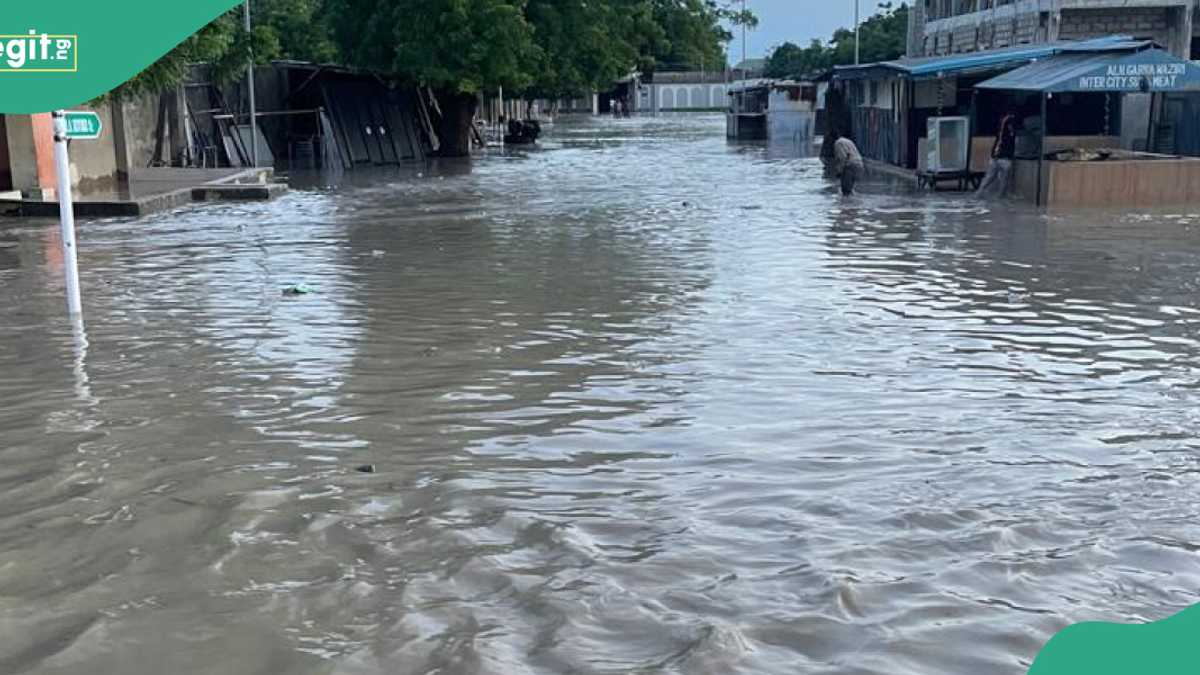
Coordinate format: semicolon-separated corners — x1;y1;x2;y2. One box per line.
1029;605;1200;674
1;0;239;113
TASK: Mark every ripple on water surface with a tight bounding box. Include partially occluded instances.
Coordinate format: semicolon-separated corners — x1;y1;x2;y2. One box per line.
2;115;1200;674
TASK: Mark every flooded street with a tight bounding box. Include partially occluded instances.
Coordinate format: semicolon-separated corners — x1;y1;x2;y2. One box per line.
5;114;1200;674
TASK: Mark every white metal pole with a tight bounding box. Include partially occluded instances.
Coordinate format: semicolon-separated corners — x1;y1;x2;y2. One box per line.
71;316;94;404
245;0;259;167
51;111;83;318
855;0;861;65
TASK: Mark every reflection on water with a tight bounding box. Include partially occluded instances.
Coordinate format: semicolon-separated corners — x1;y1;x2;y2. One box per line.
3;114;1200;674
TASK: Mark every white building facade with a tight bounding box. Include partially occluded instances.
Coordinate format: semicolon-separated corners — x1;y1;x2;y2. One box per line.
634;72;731;113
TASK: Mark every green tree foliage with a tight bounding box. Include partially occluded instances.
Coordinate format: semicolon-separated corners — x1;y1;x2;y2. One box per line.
523;0;645;100
107;1;330;102
326;0;539;94
829;2;908;65
763;39;832;79
253;0;339;64
643;0;744;74
521;0;747;99
119;0;749;101
105;11;244;101
764;3;908;79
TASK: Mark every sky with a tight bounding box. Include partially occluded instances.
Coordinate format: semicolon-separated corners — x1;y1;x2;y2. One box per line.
725;0;893;63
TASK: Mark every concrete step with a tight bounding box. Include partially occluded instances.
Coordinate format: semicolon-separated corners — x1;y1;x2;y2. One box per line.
192;183;289;202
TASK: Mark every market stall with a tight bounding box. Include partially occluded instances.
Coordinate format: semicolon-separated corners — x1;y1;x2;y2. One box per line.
975;45;1200;207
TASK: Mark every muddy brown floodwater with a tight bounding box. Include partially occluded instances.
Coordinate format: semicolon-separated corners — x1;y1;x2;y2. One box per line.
3;114;1200;675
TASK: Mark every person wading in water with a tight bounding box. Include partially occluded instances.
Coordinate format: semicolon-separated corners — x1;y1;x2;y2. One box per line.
976;108;1018;199
830;131;865;196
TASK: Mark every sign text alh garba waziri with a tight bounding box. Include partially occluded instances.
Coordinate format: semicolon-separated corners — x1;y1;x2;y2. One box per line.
1079;62;1187;91
0;30;77;72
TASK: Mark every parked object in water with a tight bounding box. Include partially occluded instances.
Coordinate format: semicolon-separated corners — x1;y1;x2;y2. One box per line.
767;80;818;154
504;119;542;145
726;80;770;140
918;116;983;191
282;283;313;296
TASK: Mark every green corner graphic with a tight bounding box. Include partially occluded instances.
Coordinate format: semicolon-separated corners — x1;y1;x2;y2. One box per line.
1029;604;1200;674
2;1;239;113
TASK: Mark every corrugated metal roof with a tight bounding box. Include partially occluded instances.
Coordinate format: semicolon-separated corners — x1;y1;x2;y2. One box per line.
975;47;1200;93
831;35;1152;81
726;78;774;93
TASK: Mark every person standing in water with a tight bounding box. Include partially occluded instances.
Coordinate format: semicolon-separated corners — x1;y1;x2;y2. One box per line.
976;109;1018;199
832;132;865;196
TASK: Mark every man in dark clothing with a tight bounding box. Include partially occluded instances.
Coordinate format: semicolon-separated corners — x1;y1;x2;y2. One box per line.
976;109;1018;199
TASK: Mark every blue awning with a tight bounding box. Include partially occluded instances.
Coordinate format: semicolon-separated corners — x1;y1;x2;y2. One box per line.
975;48;1200;93
831;35;1153;81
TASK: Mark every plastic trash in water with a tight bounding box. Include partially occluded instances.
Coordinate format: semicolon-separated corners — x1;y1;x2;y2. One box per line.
282;283;314;296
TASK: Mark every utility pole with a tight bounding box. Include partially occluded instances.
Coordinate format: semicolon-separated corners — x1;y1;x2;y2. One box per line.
245;0;259;167
854;0;861;65
741;0;748;72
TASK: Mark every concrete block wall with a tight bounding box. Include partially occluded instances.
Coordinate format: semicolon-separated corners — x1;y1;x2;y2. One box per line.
112;94;165;174
913;0;1192;57
0;109;120;197
922;10;1045;55
1058;7;1170;42
2;115;46;196
64;105;121;193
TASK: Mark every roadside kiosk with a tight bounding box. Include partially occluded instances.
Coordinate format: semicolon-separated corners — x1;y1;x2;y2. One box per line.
975;45;1200;207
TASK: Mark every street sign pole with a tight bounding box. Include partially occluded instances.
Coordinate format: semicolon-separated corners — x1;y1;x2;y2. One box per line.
51;110;83;318
854;0;861;65
245;0;259;168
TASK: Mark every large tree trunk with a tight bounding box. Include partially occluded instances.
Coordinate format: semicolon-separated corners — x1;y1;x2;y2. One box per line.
433;91;477;157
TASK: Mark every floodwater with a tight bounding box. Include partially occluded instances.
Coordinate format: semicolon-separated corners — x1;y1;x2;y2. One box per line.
3;114;1200;675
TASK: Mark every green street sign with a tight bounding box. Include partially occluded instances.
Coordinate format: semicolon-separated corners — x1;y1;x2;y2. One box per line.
62;111;102;140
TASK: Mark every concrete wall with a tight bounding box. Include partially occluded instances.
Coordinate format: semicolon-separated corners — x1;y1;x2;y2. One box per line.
66;105;120;193
1045;155;1200;206
1;108;121;196
1058;7;1173;46
914;78;958;109
921;0;1049;55
0;116;10;191
3;115;41;195
640;82;729;112
914;0;1193;57
113;94;167;172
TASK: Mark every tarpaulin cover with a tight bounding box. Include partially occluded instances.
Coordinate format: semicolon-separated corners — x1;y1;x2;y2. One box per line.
975;48;1200;93
830;35;1150;81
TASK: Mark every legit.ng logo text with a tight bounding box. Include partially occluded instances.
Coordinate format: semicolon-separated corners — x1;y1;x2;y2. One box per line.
0;31;77;72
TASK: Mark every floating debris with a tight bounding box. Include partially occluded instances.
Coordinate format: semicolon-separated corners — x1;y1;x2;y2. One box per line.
282;283;314;296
